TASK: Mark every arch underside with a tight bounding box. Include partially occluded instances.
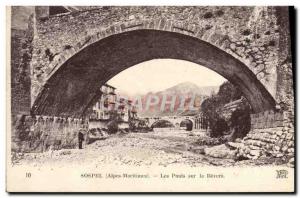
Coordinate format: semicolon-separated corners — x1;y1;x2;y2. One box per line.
180;119;193;126
32;30;276;117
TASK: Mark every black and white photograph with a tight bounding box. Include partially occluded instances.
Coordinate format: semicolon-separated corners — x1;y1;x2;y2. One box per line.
6;5;295;192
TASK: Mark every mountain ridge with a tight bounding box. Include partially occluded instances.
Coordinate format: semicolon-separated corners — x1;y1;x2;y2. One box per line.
116;82;219;117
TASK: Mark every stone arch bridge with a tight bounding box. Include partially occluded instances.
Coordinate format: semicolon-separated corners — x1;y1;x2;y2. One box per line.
11;6;294;159
146;115;207;131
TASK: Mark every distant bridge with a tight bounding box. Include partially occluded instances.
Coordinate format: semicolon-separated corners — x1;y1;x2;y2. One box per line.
144;114;208;131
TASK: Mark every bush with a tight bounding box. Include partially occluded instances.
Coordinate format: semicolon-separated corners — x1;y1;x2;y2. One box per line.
196;136;228;146
201;81;247;138
210;117;229;137
229;101;251;140
107;110;122;134
107;120;119;134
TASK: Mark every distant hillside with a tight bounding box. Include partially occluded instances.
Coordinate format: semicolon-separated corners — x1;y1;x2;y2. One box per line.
117;82;219;117
163;82;219;96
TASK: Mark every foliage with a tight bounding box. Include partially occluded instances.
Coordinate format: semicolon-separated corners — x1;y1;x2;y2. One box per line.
107;120;119;134
210;118;229;137
195;136;228;146
201;81;248;138
218;81;243;103
229;100;251;140
129;119;139;131
107;110;122;134
201;95;227;137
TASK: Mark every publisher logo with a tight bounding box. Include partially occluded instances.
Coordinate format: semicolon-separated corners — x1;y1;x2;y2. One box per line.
276;170;288;179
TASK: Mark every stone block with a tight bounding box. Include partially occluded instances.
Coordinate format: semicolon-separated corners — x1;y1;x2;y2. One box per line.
249;150;261;156
274;146;280;151
286;133;293;140
281;146;288;152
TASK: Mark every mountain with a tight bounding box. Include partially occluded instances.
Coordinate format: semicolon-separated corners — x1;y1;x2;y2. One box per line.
118;82;219;117
163;82;219;96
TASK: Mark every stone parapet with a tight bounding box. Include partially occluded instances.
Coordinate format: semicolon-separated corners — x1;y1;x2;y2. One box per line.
12;115;87;153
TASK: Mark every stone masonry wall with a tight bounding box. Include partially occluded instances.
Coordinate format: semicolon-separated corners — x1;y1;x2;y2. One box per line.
11;7;35;118
275;7;294;113
12;115;88;153
238;110;294;160
11;29;32;117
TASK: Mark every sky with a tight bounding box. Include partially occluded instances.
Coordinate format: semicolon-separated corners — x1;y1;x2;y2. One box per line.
107;59;227;95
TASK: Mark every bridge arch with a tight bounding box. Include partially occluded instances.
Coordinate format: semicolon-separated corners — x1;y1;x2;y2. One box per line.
179;119;194;131
31;19;276;117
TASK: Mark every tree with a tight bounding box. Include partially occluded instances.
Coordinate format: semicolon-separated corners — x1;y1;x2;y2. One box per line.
210;118;229;137
200;81;248;138
229;100;251;140
107;110;122;134
201;95;226;137
218;81;242;103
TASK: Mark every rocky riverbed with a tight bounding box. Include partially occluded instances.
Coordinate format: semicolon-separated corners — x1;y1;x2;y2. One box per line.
11;130;291;169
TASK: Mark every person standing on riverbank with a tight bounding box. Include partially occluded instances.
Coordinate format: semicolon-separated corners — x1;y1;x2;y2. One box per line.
78;128;85;149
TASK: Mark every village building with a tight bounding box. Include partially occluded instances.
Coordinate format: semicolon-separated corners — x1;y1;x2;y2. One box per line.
90;84;117;121
88;84;138;130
